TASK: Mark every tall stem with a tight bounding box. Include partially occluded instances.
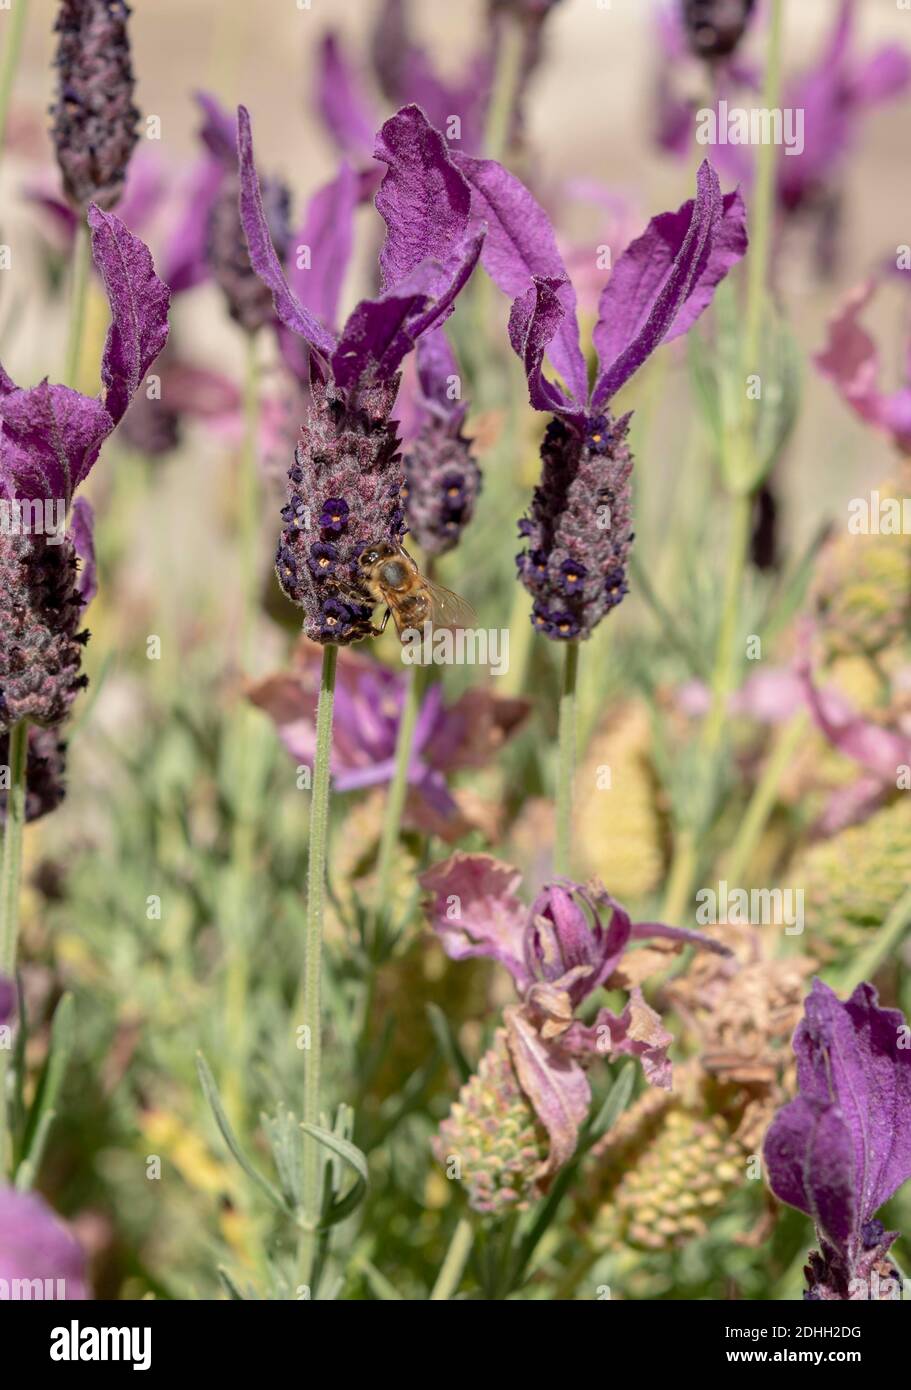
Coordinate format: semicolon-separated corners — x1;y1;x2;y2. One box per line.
662;1;784;921
63;219;92;389
238;331;261;671
554;640;579;876
483;15;524;164
374;663;422;919
0;721;28;1174
430;1216;473;1301
0;0;29;167
723;709;808;885
297;643;338;1293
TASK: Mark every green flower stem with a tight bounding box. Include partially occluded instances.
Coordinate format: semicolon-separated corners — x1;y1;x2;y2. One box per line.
483;14;524;165
63;219;92;389
238;331;261;671
374;660;422;922
222;335;263;1131
430;1215;473;1301
554;639;579;877
0;720;29;1175
297;642;338;1293
0;0;29;167
743;0;784;382
838;885;911;996
723;708;809;885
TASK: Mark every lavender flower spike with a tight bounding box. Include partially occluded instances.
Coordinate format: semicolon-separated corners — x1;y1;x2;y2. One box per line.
442;146;747;638
764;979;911;1300
237;103;483;644
52;0;140;211
0;210;169;729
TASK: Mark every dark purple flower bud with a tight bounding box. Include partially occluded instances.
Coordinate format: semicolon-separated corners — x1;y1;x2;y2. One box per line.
0;726;67;823
318;497;350;533
681;0;756;62
516;411;633;640
524;882;621;1007
402;420;481;557
208;172;292;336
0;1188;89;1299
51;0;140;211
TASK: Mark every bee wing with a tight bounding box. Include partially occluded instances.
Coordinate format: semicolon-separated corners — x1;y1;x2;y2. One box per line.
425;579;477;632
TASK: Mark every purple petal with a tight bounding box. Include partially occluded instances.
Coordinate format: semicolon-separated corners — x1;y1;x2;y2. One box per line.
315;33;377;160
195;90;237;164
415;327;467;426
798;655;911;780
794;980;911;1226
70;497;97;606
161;156;225;295
449;150;588;402
564;989;674;1090
236;106;336;358
332;284;427;389
0;1188;88;1298
419;852;530;989
505;1003;591;1181
374;105;472;290
508;277;576;415
0;379;113;506
764;1096;859;1254
88;205;171;427
404;223;485;341
629;920;733;956
371;0;494;156
289;162;360;333
592;162;746;407
814;278;911;452
847;45;911;108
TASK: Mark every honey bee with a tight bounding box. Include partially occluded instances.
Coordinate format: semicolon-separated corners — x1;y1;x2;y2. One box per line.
354;540;475;640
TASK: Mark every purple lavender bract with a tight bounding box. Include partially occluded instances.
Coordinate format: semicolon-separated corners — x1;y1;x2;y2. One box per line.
0;1188;88;1299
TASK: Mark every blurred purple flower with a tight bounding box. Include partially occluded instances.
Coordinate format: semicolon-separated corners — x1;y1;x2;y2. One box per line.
238;102;483;644
815;274;911;454
248;642;527;841
0;975;15;1026
0;208;169;729
0;1188;88;1299
450;149;745;637
764;979;911;1299
422;852;730;1179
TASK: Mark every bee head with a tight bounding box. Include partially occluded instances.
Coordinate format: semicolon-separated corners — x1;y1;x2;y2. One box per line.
358;542;395;569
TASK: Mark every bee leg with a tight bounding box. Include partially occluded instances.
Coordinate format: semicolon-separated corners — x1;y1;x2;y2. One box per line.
375;607;392;635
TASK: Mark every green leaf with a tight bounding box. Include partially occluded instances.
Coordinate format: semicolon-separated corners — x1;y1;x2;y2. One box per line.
15;993;76;1191
196;1052;289;1212
300;1121;368;1229
587;1061;636;1145
217;1266;248;1300
425;1002;471;1084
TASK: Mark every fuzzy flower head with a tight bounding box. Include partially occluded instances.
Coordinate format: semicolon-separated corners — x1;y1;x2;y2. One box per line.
764;979;911;1300
400;328;481;556
446;152;746;639
52;0;140;211
0;209;169;730
238;104;484;644
421;852;730;1211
